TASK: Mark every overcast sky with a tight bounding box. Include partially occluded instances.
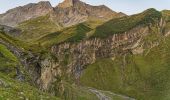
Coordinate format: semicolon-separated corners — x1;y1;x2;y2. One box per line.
0;0;170;15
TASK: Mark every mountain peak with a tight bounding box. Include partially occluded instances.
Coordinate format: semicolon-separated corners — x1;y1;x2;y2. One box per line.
0;1;53;26
37;1;51;6
58;0;80;8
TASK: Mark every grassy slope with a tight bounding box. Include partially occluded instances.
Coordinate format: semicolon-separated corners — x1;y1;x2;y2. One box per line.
0;30;49;55
16;17;102;49
0;44;17;62
0;29;97;100
34;9;161;48
0;44;19;77
1;8;169;100
14;9;161;49
17;15;62;41
0;73;60;100
80;10;170;100
0;29;61;99
60;82;98;100
93;8;161;38
37;23;92;48
17;17;104;48
0;43;60;100
80;33;170;100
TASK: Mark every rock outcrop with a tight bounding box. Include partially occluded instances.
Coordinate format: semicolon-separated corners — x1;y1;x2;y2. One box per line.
51;26;148;79
37;17;167;93
36;26;144;90
58;0;79;8
0;1;52;26
51;0;125;27
0;25;21;36
0;0;125;27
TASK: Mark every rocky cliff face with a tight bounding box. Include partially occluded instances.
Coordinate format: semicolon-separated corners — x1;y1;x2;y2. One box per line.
1;19;166;98
0;0;125;27
42;26;148;85
0;1;52;26
0;25;21;36
58;0;78;8
0;38;41;84
37;26;161;95
51;0;125;27
33;16;169;95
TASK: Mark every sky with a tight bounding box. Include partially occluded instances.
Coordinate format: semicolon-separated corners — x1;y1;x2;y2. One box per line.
0;0;170;15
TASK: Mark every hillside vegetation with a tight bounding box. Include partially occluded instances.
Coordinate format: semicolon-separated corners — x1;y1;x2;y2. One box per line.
80;33;170;100
93;8;162;38
1;7;170;100
17;15;62;41
0;73;60;100
37;23;92;47
31;9;162;48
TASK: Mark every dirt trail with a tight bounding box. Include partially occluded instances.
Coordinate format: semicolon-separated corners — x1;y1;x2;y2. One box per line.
89;88;136;100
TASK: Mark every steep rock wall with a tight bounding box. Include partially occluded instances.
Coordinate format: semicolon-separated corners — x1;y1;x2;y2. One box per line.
38;26;152;92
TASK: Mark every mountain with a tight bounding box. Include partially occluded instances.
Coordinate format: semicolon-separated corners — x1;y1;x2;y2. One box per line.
0;0;125;28
51;0;125;27
0;1;52;27
1;1;170;100
58;0;79;8
9;0;126;41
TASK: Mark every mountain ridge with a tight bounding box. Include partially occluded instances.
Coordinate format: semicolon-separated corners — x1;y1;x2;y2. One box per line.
0;1;53;27
1;1;170;100
0;0;126;27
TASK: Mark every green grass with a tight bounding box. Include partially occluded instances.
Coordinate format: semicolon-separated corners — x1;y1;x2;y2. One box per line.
36;8;162;47
0;30;49;55
0;44;19;77
17;17;104;49
92;8;162;38
0;44;18;62
0;31;23;47
0;73;60;100
37;23;92;48
17;15;62;41
59;82;98;100
0;31;37;53
13;9;162;49
80;34;170;100
1;8;170;100
0;39;60;99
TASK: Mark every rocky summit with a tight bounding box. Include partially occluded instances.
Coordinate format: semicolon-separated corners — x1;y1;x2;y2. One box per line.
0;1;52;27
58;0;79;8
0;0;125;27
1;0;170;100
52;0;125;27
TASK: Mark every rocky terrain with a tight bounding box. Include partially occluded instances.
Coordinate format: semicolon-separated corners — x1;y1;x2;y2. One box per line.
0;1;53;27
52;0;125;27
0;0;125;27
0;0;170;100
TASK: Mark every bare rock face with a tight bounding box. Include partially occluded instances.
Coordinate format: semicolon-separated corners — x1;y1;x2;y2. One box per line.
0;0;126;28
0;0;125;27
0;24;21;36
0;1;53;27
50;0;125;27
51;26;149;80
58;0;79;8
